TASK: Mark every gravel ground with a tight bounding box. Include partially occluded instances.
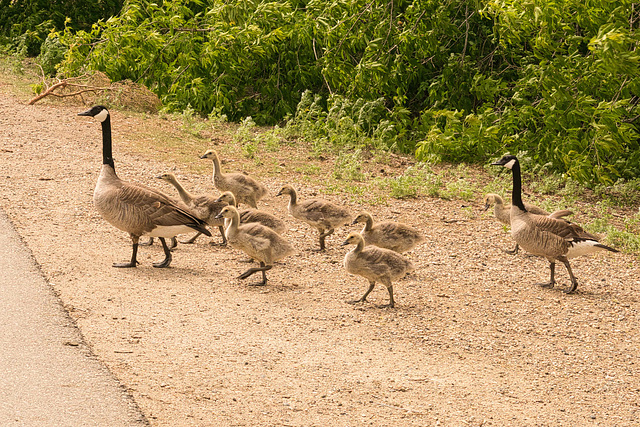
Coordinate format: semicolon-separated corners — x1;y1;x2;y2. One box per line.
1;94;639;426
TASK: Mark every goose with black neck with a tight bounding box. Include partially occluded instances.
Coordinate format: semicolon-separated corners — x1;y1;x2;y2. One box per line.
78;105;211;268
491;154;618;293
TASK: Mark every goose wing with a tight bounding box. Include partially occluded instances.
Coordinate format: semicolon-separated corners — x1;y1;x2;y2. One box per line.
530;214;597;242
117;182;209;230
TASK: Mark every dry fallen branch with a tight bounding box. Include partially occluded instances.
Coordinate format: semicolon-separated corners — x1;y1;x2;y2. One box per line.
28;65;113;105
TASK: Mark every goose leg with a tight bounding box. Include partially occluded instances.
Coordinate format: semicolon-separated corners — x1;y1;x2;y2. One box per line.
535;261;556;288
179;232;201;244
152;237;173;268
349;280;376;305
504;243;519;255
560;257;579;294
238;262;272;286
114;235;140;268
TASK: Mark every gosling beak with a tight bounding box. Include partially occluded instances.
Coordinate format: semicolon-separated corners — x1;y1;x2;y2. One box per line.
214;212;223;219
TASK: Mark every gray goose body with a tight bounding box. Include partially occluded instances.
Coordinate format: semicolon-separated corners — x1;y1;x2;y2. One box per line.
492;155;618;293
352;211;424;253
215;206;294;285
215;191;286;234
157;173;228;245
276;185;351;250
483;193;573;254
80;105;210;268
200;149;267;208
342;232;414;308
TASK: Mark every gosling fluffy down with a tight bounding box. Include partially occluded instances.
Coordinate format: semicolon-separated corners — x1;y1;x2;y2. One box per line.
215;191;286;235
352;211;424;253
200;149;267;208
215;205;294;285
342;231;414;308
276;185;351;250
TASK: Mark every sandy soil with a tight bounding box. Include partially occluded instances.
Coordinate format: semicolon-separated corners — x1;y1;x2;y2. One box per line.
1;93;639;426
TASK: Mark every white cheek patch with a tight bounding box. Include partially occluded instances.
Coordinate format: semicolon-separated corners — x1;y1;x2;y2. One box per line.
504;158;516;169
94;109;109;122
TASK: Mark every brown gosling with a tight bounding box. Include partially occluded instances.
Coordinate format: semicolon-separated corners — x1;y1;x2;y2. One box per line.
157;173;228;245
214;206;294;286
78;106;210;268
199;149;267;208
352;211;424;253
491;155;618;294
276;185;351;251
483;193;573;254
215;191;286;235
342;232;414;308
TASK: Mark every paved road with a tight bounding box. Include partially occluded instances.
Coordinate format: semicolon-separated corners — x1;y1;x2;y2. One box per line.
0;208;148;426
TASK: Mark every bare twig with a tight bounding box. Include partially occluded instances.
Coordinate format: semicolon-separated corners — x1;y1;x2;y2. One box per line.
28;68;113;105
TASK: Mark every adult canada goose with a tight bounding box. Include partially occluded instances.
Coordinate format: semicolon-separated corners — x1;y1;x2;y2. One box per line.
199;149;267;208
79;105;211;268
276;185;351;251
157;173;228;245
352;211;424;253
342;232;414;308
215;191;286;234
483;193;573;254
214;206;294;285
491;155;618;293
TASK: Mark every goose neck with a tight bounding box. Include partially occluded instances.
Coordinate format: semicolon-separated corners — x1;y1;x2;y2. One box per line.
101;115;115;170
510;161;526;211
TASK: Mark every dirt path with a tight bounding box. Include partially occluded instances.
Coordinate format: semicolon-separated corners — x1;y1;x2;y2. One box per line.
1;95;639;426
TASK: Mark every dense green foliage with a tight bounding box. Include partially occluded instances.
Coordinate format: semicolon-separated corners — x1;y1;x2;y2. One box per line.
31;0;640;184
0;0;124;56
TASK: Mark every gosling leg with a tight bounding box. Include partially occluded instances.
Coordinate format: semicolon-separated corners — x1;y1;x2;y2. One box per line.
504;243;519;255
152;237;173;268
179;232;201;244
384;285;395;308
168;237;177;250
349;280;375;305
535;261;556;288
139;237;154;246
238;262;272;286
114;235;140;268
315;228;335;251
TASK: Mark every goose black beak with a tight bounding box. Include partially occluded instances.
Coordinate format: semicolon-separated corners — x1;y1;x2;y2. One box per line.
77;109;92;117
350;218;358;225
214;212;223;219
340;240;350;246
275;190;283;197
